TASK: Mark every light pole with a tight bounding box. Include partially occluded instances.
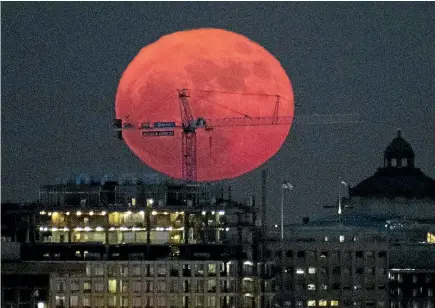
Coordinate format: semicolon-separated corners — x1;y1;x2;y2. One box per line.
338;178;348;216
281;181;294;241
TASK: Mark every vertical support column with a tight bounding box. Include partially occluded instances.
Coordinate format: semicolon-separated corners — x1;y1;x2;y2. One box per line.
104;212;109;245
184;211;189;244
146;209;151;244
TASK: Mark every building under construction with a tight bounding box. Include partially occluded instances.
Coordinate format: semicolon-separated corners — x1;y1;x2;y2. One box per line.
2;174;275;308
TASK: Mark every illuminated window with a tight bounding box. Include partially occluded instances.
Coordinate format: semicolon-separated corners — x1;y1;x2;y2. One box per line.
307;284;316;291
296;268;305;275
83;281;91;293
331;300;339;306
55;296;65;307
307;300;316;307
427;232;435;243
340;235;345;242
308;267;316;274
319;299;327;306
108;279;117;293
208;264;217;276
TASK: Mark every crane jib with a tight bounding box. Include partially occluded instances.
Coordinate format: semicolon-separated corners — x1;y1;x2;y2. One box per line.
142;130;175;137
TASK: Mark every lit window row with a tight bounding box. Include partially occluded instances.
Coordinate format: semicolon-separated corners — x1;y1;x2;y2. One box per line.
40;210;225;216
307;300;339;307
39;226;230;232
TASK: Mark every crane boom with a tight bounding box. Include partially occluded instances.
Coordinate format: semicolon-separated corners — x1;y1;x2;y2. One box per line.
204;113;362;128
114;88;363;182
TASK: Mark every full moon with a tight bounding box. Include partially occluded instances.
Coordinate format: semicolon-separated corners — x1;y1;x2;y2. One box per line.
115;28;294;181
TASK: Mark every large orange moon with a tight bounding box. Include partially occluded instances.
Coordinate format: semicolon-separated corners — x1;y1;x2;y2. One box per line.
115;28;294;181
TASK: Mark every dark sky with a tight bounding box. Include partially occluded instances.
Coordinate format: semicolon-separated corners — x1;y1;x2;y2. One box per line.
2;2;435;224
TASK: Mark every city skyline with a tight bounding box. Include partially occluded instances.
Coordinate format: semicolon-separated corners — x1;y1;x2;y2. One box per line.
2;2;435;224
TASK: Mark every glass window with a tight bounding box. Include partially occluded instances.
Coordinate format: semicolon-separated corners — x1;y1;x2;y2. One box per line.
55;296;65;307
206;296;216;307
157;265;167;276
132;280;141;292
108;279;117;293
157;296;166;307
70;281;80;292
108;295;117;307
307;300;316;307
69;296;78;307
208;263;217;276
296;268;305;275
108;265;118;276
132;266;141;276
307;284;316;291
94;296;104;308
132;297;141;308
157;280;166;292
121;265;129;277
143;280;153;292
83;281;91;293
56;281;64;292
83;296;91;308
94;282;104;292
94;266;104;276
286;251;293;258
331;300;339;306
121;296;128;307
120;280;129;293
319;300;328;306
308;267;316;274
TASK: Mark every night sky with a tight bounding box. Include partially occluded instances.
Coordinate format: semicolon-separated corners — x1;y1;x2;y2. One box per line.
2;2;435;224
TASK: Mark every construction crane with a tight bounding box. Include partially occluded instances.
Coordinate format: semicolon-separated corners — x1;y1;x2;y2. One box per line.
114;88;363;182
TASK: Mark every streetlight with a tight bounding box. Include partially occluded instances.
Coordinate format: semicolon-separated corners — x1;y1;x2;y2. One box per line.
281;181;294;241
338;178;348;216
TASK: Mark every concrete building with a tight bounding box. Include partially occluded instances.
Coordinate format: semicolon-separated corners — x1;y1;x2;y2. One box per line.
1;178;268;308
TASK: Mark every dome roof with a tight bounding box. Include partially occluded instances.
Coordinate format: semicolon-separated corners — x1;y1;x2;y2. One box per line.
384;130;415;159
350;167;435;198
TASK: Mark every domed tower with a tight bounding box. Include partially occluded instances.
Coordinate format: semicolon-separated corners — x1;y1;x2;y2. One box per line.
349;130;435;200
383;129;415;168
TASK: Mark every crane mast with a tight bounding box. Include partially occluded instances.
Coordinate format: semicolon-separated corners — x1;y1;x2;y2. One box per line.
178;89;197;181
